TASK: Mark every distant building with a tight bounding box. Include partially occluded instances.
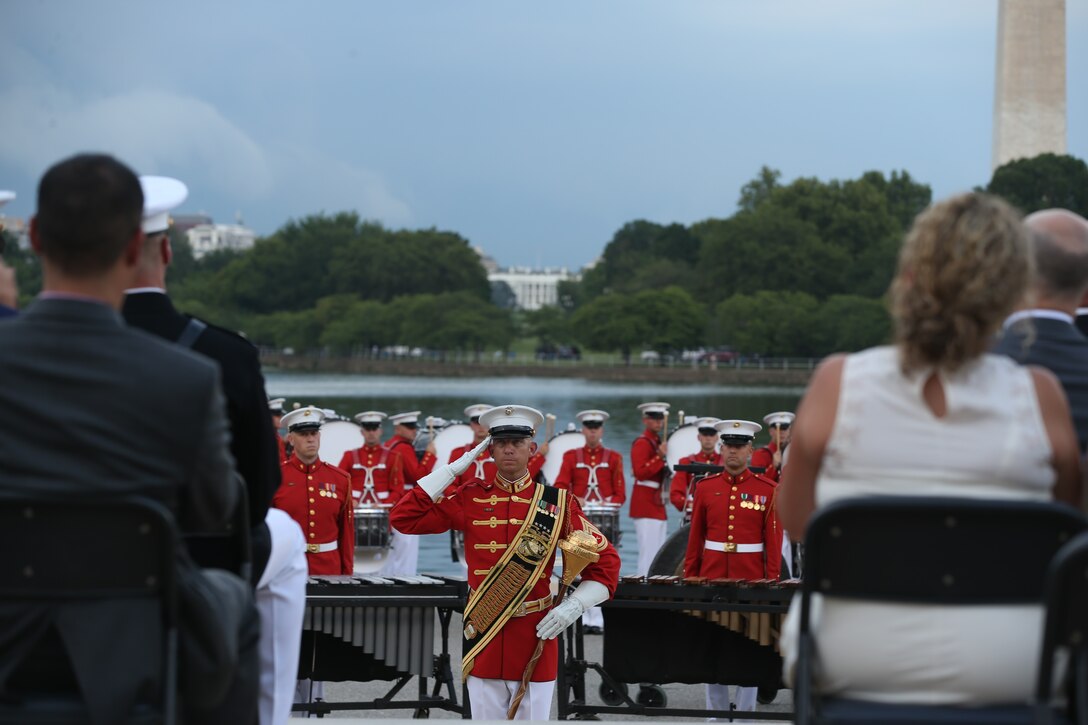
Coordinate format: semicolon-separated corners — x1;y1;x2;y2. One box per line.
171;213;213;236
487;266;578;310
186;223;257;259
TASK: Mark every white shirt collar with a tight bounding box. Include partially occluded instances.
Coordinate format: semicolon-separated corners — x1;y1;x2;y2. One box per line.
1003;309;1075;329
124;287;167;295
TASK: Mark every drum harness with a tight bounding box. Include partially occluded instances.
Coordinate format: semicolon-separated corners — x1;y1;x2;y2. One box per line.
575;447;613;504
350;447;390;506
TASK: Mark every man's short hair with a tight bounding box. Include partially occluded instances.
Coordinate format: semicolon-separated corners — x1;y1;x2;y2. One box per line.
1032;226;1088;300
35;154;143;276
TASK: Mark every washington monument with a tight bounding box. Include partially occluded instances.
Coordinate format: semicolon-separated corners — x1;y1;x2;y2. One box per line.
992;0;1067;170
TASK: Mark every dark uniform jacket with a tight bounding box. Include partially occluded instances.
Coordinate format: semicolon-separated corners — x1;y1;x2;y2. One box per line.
123;290;281;577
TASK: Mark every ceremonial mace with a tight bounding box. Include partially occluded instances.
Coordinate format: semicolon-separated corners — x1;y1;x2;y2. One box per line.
506;529;601;719
544;413;556;442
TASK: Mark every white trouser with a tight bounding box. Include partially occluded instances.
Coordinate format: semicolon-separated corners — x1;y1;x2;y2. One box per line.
633;518;668;577
258;509;308;725
582;605;604;628
467;675;554;720
781;530;793;578
706;684;756;718
381;529;420;576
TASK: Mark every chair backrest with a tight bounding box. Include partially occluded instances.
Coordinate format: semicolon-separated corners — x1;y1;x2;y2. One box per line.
182;473;253;581
801;496;1088;607
0;496;179;723
1036;531;1088;707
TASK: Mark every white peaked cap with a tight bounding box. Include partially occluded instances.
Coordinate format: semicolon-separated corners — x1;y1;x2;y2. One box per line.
576;409;610;424
389;411;422;426
282;406;325;432
268;397;286;413
763;411;796;427
139;175;188;234
694;417;721;432
0;190;15;208
479;405;544;438
637;402;670;415
354;411;387;424
464;403;493;419
715;419;762;443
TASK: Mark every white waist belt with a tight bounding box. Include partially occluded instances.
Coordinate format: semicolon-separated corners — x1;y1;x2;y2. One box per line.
635;480;661;489
307;540;338;554
705;540;763;553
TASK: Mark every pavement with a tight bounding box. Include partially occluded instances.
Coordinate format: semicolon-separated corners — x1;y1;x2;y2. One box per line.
294;611;794;721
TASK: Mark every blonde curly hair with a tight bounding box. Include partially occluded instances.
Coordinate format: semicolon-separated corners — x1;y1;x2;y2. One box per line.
890;192;1031;374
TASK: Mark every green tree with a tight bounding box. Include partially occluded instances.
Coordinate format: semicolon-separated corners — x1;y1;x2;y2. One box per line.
320;299;398;352
632;286;706;354
570;293;649;364
984;153;1088;216
737;166;781;212
812;295;891;353
712;291;820;357
396;292;515;358
524;305;572;347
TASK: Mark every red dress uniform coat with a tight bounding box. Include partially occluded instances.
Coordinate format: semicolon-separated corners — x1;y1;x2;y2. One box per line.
629;430;667;520
669;450;723;512
390;478;621;681
276;433;287;464
338;444;405;506
749;442;780;482
445;444;547;495
553;446;626;505
274;454;355;575
684;469;782;580
384;435;436;496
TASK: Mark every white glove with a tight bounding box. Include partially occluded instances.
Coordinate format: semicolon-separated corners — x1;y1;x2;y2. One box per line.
417;436;491;500
535;580;609;640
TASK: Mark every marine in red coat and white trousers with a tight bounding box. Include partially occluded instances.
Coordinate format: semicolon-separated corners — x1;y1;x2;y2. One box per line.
391;405;620;720
338;411;405;507
630;402;671;576
553;409;625;632
382;410;438;575
684;419;782;716
668;417;723;513
271;406;355;710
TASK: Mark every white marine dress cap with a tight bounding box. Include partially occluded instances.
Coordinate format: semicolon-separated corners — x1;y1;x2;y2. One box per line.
139;175;188;234
576;410;610;424
479;405;544;439
389;411;422;426
715;419;762;443
694;417;722;433
268;397;286;414
282;406;325;432
763;411;796;427
637;402;670;416
354;411;388;425
464;403;493;419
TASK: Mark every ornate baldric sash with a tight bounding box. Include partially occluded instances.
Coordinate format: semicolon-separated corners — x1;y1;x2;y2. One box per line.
461;483;566;680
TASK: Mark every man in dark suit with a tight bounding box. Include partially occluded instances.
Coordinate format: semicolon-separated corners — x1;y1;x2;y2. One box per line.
123;175;306;725
0;154;258;724
993;209;1088;453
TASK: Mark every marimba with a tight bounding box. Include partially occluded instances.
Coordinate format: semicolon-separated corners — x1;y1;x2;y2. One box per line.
558;575;798;721
296;574;468;718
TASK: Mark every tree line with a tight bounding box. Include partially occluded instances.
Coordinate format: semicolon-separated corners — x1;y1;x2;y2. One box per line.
3;153;1085;359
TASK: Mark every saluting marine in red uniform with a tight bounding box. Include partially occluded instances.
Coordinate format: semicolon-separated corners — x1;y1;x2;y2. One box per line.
749;411;794;482
553;410;626;505
273;406;354;575
669;417;724;512
391;405;620;721
630;401;670;576
685;418;782;716
382;410;438;575
338;410;405;506
447;403;548;496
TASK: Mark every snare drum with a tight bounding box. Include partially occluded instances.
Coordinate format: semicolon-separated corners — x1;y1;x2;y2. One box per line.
354;506;391;550
583;503;622;547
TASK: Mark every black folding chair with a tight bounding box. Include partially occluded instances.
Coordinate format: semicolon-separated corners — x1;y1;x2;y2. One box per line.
0;497;180;725
794;496;1088;725
1035;531;1088;725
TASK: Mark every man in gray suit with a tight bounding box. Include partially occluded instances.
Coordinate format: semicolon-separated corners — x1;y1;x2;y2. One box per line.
993;209;1088;453
0;154;258;723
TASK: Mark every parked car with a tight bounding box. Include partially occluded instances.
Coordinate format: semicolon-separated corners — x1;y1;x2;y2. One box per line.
698;348;739;363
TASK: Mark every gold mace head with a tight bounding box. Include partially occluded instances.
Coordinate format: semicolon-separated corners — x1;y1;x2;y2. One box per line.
558;529;601;587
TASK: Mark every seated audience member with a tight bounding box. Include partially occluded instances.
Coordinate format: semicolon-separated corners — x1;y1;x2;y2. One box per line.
778;192;1081;705
993;209;1088;454
0;154;259;724
123;174;306;725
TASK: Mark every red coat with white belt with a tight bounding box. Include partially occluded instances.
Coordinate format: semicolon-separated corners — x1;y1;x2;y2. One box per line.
384;434;436;498
629;430;667;520
683;469;782;580
553;445;626;505
274;454;355;575
338;443;405;507
390;476;621;681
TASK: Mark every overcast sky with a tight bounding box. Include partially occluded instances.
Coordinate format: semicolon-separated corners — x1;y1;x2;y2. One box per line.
1;1;1085;269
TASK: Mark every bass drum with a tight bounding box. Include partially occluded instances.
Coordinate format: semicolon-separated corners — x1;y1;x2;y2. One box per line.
540;431;585;484
319;419;365;466
433;423;475;466
648;523;691;577
666;424;705;472
353;506;393;574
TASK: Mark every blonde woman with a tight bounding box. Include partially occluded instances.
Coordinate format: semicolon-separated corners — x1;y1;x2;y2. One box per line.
779;192;1081;705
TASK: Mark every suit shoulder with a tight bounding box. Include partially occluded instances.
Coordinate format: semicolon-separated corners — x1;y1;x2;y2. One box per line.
188;315;259;356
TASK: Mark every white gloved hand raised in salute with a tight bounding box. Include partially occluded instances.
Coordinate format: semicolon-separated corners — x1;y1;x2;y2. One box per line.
536;580;609;640
417;436;491;500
